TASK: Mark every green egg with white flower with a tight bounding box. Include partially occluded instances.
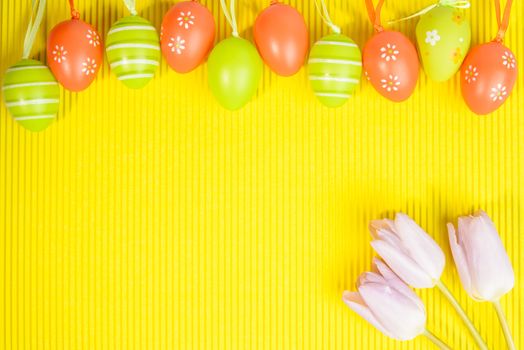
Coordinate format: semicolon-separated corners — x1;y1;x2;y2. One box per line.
106;15;161;89
308;34;362;108
416;6;470;82
2;59;60;132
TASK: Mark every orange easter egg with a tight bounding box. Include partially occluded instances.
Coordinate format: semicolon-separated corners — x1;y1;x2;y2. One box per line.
254;2;309;76
161;0;215;73
363;30;419;102
47;19;103;92
461;42;517;115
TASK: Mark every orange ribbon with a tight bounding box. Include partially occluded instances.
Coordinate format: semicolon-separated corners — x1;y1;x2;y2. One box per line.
68;0;80;19
365;0;385;32
494;0;513;42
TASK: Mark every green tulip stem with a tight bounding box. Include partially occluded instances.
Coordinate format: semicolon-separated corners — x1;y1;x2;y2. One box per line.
423;329;452;350
493;300;516;350
436;281;489;350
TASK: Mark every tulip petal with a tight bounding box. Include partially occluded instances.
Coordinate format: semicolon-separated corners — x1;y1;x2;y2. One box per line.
371;240;435;288
459;213;515;301
358;283;426;340
394;213;445;282
447;223;474;296
373;258;425;311
369;219;396;239
358;271;385;286
369;224;409;255
342;291;395;339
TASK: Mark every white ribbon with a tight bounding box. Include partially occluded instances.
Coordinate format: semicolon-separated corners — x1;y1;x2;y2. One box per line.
314;0;341;34
389;0;470;24
219;0;239;37
22;0;46;59
123;0;137;15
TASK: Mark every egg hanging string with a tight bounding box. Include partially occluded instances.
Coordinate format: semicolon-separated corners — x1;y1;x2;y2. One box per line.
493;0;513;42
68;0;80;19
123;0;138;16
219;0;239;37
388;0;470;24
22;0;47;59
364;0;385;32
313;0;341;34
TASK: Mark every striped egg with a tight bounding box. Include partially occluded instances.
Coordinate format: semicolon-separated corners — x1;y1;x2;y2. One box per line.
308;34;362;108
106;15;160;89
2;59;60;132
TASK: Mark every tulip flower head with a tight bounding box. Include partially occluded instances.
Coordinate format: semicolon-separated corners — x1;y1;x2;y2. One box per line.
369;213;446;288
343;258;427;341
447;210;515;302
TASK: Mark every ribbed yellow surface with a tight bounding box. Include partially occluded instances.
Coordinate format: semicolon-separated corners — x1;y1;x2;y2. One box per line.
1;0;522;349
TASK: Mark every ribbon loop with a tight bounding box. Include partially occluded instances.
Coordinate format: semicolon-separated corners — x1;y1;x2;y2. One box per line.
22;0;47;59
389;0;470;24
68;0;80;19
123;0;137;16
365;0;385;32
219;0;239;37
314;0;341;34
494;0;513;42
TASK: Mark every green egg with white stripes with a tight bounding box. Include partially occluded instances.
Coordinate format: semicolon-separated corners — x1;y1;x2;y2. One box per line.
2;59;60;132
308;34;362;108
106;15;161;89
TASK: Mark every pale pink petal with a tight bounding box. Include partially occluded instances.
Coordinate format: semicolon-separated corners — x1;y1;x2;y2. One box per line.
447;223;474;297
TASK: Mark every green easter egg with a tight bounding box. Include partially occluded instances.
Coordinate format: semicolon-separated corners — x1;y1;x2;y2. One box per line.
106;15;161;89
308;34;362;108
207;37;263;111
2;59;60;132
416;6;471;82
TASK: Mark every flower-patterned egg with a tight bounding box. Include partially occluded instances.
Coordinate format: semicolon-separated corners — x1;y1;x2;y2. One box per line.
2;59;60;132
416;6;470;82
363;30;419;102
161;1;215;73
106;15;161;89
254;2;309;76
308;34;362;108
461;42;518;115
47;19;103;92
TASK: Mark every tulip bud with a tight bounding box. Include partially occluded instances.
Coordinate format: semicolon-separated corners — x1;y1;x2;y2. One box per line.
369;213;446;288
447;210;514;302
343;258;427;341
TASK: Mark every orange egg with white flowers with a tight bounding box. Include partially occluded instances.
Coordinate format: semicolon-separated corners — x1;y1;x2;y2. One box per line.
47;18;103;92
363;30;419;102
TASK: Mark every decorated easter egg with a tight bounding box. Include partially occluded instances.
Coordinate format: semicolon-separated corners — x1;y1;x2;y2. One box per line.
106;15;161;89
208;37;263;110
161;1;215;73
461;42;517;115
308;34;362;108
2;59;60;132
254;2;309;76
47;19;103;91
363;30;419;102
416;6;470;82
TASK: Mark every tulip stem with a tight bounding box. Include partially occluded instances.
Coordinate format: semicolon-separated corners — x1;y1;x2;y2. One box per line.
436;281;489;350
423;329;452;350
493;300;516;350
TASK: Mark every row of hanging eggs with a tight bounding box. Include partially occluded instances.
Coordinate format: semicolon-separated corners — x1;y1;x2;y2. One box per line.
3;1;518;133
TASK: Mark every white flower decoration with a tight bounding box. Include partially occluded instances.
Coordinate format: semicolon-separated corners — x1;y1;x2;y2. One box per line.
381;74;401;92
52;45;67;63
464;65;479;84
425;30;441;46
81;57;97;76
364;70;371;81
490;84;507;102
380;43;399;62
86;29;100;47
177;11;195;29
502;51;516;69
168;36;186;55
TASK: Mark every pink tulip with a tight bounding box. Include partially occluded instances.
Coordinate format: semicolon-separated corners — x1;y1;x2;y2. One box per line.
369;213;445;288
447;210;514;302
343;258;427;341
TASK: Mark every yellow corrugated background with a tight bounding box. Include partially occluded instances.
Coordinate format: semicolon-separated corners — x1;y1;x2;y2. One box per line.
0;0;522;349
